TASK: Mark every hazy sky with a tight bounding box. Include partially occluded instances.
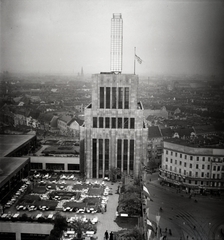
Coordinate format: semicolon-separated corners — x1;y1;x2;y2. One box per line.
1;0;224;77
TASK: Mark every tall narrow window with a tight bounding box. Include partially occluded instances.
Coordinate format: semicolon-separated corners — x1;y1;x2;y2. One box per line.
106;87;110;109
100;87;104;108
105;139;109;172
99;117;104;128
92;139;97;178
124;87;129;109
118;118;122;128
123;139;128;171
112;87;117;109
117;139;122;170
130;118;135;129
99;139;103;171
105;117;110;128
129;140;134;171
118;87;123;109
112;117;116;128
93;117;97;128
124;118;128;128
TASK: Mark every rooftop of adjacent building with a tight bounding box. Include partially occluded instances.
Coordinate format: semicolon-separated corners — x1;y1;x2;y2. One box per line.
164;135;224;149
0;133;36;157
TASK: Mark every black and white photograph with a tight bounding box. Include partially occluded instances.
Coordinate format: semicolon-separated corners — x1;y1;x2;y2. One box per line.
0;0;224;239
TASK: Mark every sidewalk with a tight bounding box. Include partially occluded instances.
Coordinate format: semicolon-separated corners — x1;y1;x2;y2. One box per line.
87;180;123;239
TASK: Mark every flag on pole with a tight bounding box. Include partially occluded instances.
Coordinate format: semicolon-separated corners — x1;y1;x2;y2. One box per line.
143;185;151;199
146;219;155;232
135;54;143;64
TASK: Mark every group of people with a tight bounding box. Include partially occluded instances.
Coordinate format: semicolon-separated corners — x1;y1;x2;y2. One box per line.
104;230;113;240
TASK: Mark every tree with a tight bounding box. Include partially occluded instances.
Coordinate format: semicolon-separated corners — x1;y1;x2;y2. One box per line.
46;213;68;240
109;167;120;182
54;213;67;231
119;192;142;216
117;226;143;240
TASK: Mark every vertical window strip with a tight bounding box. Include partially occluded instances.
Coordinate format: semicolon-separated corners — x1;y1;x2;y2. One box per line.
106;87;111;109
100;87;104;109
92;139;97;178
129;140;134;170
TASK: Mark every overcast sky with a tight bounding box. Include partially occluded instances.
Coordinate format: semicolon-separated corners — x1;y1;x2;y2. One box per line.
1;0;224;77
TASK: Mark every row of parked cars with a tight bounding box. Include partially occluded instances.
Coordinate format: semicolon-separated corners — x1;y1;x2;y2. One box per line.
5;183;29;208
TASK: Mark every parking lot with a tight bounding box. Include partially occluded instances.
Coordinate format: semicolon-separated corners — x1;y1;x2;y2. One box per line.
1;172;114;235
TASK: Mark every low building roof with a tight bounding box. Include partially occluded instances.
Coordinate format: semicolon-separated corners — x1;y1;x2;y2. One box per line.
0;157;30;188
160;127;173;138
173;127;195;138
0;134;36;157
194;125;216;135
148;126;162;138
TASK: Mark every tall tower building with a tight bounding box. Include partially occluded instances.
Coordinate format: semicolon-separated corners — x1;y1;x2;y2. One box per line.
80;14;147;179
110;13;123;73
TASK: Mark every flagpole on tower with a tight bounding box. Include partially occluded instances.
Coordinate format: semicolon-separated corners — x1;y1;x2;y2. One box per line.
134;47;136;75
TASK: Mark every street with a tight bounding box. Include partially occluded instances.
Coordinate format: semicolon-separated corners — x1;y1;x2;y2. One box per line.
146;173;224;240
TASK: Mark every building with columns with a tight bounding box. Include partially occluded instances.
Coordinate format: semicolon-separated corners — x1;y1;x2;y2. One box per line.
81;73;147;179
80;14;147;179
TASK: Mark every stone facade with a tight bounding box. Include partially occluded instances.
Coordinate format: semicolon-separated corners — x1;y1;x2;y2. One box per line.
81;73;147;179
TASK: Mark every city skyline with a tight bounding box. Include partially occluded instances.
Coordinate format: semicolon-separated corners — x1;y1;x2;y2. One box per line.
1;0;224;77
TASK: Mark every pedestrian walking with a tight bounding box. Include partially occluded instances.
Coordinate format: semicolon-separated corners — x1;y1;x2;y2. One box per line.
110;231;113;240
105;204;107;212
104;230;109;240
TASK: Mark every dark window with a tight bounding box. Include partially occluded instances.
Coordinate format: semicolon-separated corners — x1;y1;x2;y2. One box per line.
99;117;104;128
100;87;104;108
118;118;123;128
92;139;97;178
130;118;135;129
30;162;43;170
93;117;97;128
124;118;128;128
0;232;16;240
112;117;116;128
105;139;109;171
118;87;123;109
130;140;134;170
105;117;110;128
106;87;110;109
117;139;122;170
123;139;128;170
68;164;80;171
124;87;129;109
21;233;48;240
46;163;64;170
112;87;117;109
99;139;103;171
